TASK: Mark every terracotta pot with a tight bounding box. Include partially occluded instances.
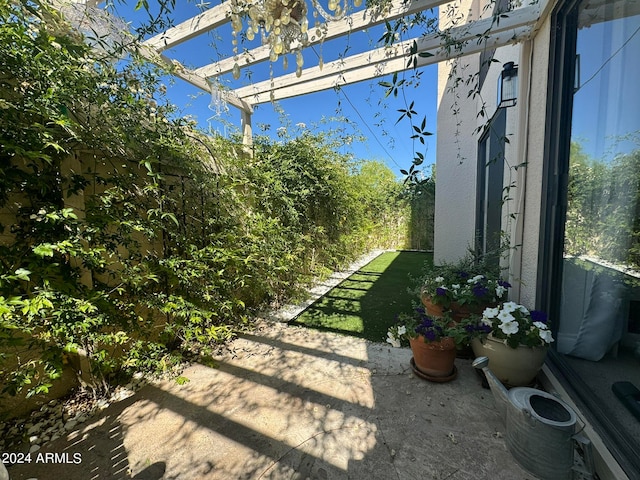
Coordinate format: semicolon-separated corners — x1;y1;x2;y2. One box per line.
421;294;447;318
409;336;456;378
471;334;548;387
421;294;489;322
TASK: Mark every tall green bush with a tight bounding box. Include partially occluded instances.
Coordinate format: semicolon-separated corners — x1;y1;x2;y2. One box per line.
0;1;412;411
406;177;435;251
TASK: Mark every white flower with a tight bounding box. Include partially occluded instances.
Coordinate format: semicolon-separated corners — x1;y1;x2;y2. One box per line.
483;307;500;318
452;284;460;290
397;325;407;336
517;304;529;314
533;321;548;330
499;320;519;335
467;274;484;284
495;285;507;297
386;332;401;348
435;276;444;283
502;301;519;313
539;329;554;343
497;310;515;323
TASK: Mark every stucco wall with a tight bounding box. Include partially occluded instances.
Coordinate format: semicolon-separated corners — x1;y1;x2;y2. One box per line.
435;1;553;310
435;57;480;263
517;18;551;307
435;0;522;265
435;0;482;264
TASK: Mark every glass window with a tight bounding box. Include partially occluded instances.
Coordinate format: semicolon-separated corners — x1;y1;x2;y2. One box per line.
476;108;506;269
551;0;640;474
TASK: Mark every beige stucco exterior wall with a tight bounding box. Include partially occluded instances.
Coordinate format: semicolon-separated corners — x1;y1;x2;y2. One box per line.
435;0;482;264
515;18;551;307
435;0;522;266
435;0;553;310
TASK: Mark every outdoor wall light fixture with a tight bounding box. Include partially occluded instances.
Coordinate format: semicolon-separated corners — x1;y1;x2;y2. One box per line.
230;0;362;79
498;61;518;108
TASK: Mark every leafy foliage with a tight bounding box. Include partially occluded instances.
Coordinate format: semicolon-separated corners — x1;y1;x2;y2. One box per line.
565;141;640;270
386;306;476;347
0;1;411;412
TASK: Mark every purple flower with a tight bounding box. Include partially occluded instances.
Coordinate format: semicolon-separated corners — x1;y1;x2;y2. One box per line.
415;316;442;341
530;310;548;324
416;318;433;330
457;271;469;279
472;284;489;297
479;324;492;334
466;323;491;335
436;287;447;296
498;280;512;288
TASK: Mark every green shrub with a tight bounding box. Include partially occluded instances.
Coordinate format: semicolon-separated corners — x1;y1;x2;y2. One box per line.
0;1;414;410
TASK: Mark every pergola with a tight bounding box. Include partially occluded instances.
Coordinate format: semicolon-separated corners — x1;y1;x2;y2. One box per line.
69;0;551;146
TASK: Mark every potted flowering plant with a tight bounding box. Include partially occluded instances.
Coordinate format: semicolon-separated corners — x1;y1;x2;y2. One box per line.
420;267;511;315
414;252;511;321
387;307;475;382
470;301;555;386
473;302;554;348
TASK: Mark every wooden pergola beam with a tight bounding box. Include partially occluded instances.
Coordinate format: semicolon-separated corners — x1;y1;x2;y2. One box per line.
243;26;532;103
51;0;253;114
236;5;539;104
158;54;253;144
193;0;451;79
143;2;232;52
137;46;253;113
57;0;554;151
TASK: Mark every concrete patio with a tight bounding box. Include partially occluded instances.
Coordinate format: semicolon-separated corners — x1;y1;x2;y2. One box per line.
7;319;536;480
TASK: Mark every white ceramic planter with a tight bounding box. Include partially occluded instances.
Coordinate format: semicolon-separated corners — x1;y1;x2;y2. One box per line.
471;334;548;387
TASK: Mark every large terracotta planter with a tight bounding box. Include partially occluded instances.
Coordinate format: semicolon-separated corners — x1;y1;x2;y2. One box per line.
471;334;548;387
409;336;457;380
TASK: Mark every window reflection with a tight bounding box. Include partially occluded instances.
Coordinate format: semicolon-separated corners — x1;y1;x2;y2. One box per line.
557;0;640;462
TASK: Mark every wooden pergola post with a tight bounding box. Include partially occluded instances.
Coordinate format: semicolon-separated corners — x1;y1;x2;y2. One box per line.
241;108;253;154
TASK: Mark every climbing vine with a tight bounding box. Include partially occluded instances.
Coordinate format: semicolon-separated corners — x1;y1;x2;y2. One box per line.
0;0;411;413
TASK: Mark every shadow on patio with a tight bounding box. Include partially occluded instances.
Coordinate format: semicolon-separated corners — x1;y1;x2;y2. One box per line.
7;322;536;480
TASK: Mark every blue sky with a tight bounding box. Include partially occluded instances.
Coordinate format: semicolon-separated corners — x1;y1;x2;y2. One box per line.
572;14;640;162
109;1;439;177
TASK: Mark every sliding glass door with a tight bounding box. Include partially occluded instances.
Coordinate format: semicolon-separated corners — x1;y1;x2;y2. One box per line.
544;0;640;475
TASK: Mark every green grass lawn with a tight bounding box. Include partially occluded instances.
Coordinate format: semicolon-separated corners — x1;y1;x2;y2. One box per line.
292;250;433;342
